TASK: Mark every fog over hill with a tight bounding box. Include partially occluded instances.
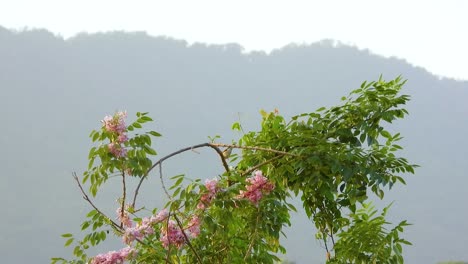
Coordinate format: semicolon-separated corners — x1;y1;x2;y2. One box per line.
1;26;467;263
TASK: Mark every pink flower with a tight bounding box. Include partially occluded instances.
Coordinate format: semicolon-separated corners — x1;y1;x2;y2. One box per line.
205;178;218;193
116;206;133;228
108;142;127;158
119;246;137;259
91;246;136;264
121;209;169;245
197;178;219;210
187;215;201;238
102;111;127;134
117;133;128;143
123;226;143;244
101;111;129;158
153;209;169;222
238;170;274;204
160;220;186;249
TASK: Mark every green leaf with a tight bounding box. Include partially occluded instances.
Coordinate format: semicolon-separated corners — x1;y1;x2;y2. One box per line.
64;238;74;247
61;233;73;238
381;130;392;139
143;145;157;155
316;107;326;112
81;221;90;230
232;122;241;131
140;116;153;122
148;131;162;137
170;174;184;180
86;210;97;217
174;177;184;187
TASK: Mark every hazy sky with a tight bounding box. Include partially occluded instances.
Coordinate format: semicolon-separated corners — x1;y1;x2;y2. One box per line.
1;0;467;80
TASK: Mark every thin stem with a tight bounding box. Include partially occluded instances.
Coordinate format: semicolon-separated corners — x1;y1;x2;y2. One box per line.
173;214;203;264
210;143;300;157
244;206;261;261
330;228;336;248
120;171;126;228
159;162;171;200
72;172;122;231
165;215;172;264
241;154;284;176
323;234;329;257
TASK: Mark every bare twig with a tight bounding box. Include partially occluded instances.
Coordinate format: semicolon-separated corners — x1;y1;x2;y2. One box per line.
159;163;171;200
72;172;122;231
330;228;336;248
120;171;126;228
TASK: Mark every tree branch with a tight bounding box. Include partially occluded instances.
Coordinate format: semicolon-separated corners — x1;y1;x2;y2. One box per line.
173;214;203;264
72;172;122;231
132;143;230;208
120;171;126;228
210;143;300;157
159;162;171;200
132;142;301;208
240;154;284;176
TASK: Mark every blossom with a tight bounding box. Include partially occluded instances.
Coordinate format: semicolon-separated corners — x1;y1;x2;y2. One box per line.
117;133;128;143
197;178;219;210
122;209;168;245
91;246;136;264
108;142;127;158
102;111;127;134
153;209;169;222
186;215;201;238
238;170;275;204
102;111;128;158
160;220;186;249
116;206;133;228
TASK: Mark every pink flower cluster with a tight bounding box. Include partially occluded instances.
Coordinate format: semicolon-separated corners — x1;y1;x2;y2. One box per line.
238;170;275;204
160;215;201;249
118;206;201;250
186;215;201;238
160;220;186;249
91;246;136;264
102;111;127;134
102;111;128;158
197;178;220;210
116;206;133;228
122;209;169;244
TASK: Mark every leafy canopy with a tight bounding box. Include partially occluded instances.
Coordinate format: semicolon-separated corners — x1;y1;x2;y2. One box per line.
53;76;416;264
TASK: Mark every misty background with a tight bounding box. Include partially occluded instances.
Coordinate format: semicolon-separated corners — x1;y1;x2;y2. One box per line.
1;26;467;263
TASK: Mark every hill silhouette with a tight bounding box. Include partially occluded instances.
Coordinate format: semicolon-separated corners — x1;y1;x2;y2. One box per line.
1;26;467;263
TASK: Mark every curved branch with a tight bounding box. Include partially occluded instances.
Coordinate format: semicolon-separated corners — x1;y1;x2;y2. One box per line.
159;162;171;200
132;142;301;207
132;143;230;208
210;143;300;157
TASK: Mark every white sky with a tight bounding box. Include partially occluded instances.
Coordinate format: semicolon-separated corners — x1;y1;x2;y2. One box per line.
1;0;467;80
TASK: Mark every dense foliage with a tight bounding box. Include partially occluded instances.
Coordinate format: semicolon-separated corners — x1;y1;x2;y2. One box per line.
52;76;416;263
